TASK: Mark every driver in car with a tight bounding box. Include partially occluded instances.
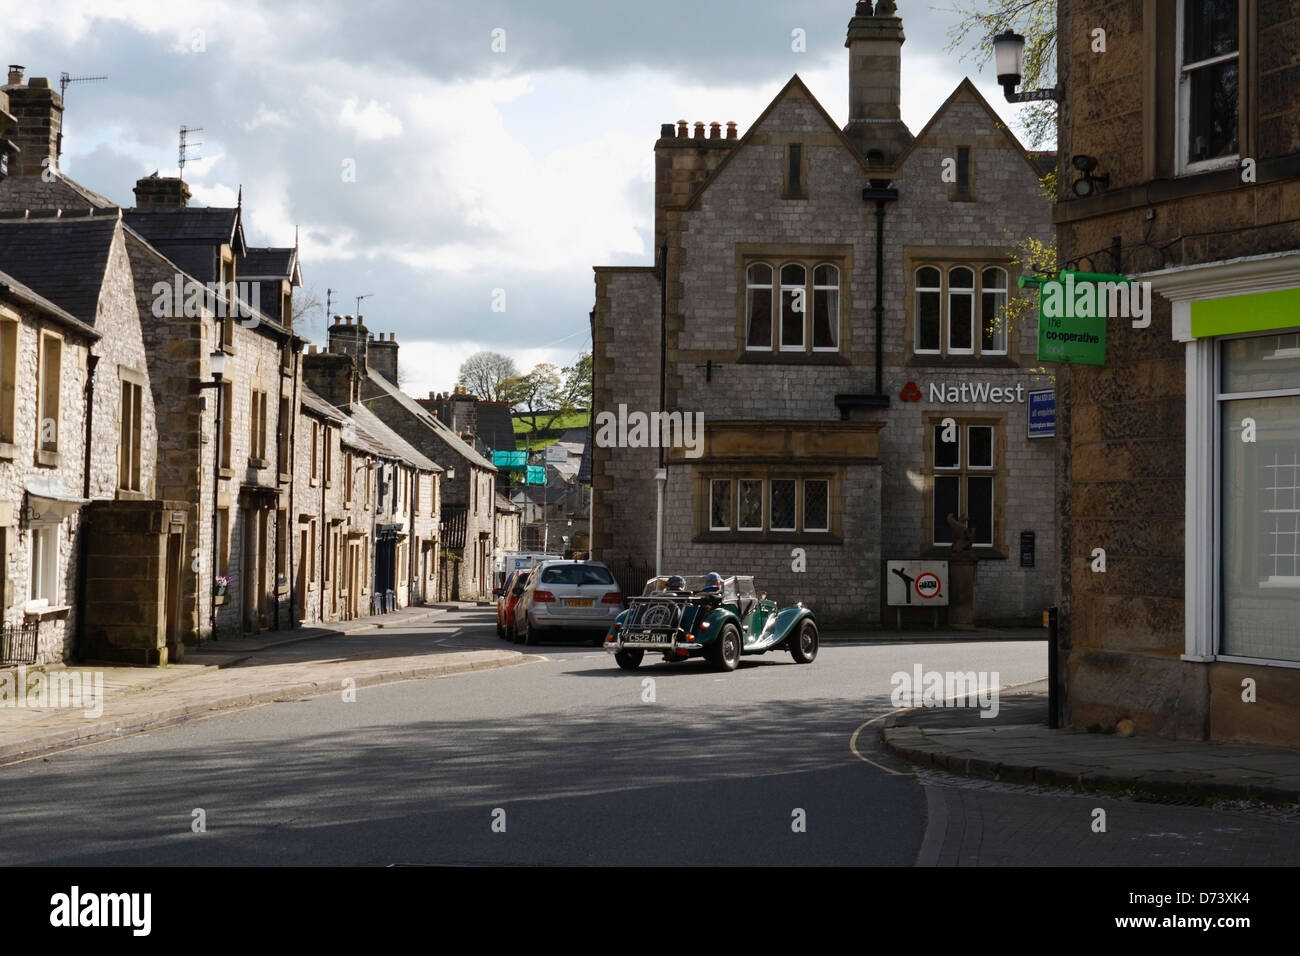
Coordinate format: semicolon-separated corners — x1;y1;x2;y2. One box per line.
697;571;724;602
664;575;690;596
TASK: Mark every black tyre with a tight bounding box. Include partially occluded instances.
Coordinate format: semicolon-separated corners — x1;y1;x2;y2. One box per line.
789;619;818;664
614;649;644;670
706;622;741;672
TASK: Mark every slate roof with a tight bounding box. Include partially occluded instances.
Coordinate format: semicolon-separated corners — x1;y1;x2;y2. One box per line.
0;215;118;326
123;208;246;283
578;434;592;483
494;492;520;513
0;266;97;338
299;385;348;424
242;247;299;283
348;404;442;473
474;401;517;452
0;172;117;212
514;484;567;506
364;368;496;471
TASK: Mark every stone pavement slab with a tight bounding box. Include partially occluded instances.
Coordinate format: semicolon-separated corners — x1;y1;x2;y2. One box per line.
0;604;526;764
881;681;1300;807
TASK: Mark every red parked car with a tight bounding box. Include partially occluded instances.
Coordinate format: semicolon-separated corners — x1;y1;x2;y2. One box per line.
495;568;528;640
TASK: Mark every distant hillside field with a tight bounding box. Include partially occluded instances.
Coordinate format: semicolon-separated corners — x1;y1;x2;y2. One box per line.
512;410;590;436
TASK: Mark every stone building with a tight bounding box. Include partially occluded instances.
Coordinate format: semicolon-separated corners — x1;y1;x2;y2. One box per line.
307;316;499;601
592;2;1056;626
1052;0;1300;746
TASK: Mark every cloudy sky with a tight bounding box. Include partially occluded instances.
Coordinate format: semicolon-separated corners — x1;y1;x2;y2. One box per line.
6;0;1043;397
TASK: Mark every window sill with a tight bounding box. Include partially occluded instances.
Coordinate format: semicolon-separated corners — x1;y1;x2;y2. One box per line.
35;449;61;469
693;531;843;545
279;472;292;485
218;467;234;480
920;547;1008;562
737;352;850;366
213;595;227;607
248;457;269;469
0;442;14;461
116;489;149;501
310;478;319;488
906;355;1020;370
276;585;290;597
24;603;70;620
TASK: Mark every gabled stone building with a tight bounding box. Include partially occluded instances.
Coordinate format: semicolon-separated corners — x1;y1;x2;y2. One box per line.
592;2;1055;626
1053;0;1300;746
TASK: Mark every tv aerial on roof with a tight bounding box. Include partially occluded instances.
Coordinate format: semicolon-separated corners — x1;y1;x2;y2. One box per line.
59;72;107;100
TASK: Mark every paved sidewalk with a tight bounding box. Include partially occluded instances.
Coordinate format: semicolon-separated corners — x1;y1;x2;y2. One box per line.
0;603;524;764
880;680;1300;807
822;626;1044;643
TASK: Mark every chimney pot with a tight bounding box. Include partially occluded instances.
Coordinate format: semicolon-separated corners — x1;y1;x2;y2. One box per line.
677;120;688;138
6;65;23;85
333;314;343;324
710;122;722;140
28;76;50;89
693;122;706;140
727;122;738;139
660;123;675;138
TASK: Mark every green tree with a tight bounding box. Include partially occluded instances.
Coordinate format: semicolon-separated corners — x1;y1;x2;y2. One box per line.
502;363;569;436
945;0;1057;148
562;352;592;410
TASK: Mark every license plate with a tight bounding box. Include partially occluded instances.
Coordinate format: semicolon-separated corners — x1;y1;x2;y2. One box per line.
624;632;663;644
565;598;593;607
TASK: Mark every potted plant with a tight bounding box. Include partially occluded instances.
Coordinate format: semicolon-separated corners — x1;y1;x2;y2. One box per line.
214;575;230;597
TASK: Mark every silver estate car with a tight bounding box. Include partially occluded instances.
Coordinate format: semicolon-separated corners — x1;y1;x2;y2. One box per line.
514;560;623;645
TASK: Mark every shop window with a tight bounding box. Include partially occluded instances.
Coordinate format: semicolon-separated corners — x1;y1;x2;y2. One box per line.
913;264;1010;359
931;422;997;548
1178;0;1239;175
1218;332;1300;662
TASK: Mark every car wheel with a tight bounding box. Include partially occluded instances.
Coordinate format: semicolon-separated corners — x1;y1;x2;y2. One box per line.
706;623;741;672
521;615;536;646
790;620;818;664
615;649;644;670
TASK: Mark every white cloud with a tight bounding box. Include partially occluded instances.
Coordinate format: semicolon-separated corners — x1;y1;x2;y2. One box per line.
338;97;404;141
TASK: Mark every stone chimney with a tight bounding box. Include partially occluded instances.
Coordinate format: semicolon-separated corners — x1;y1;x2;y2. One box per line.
133;172;191;209
450;388;478;437
369;331;399;386
653;118;739;251
843;1;913;166
2;69;63;178
327;314;369;371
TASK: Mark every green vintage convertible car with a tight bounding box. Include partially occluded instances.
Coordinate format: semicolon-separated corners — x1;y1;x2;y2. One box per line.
603;574;818;671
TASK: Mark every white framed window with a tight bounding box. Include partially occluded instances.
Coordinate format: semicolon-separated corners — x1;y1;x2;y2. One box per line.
1177;0;1239;175
779;263;806;351
812;264;840;351
745;263;774;350
738;479;764;531
709;479;732;531
931;422;997;548
1216;332;1300;663
28;522;59;608
769;479;797;532
915;267;942;354
981;268;1008;354
947;267;975;355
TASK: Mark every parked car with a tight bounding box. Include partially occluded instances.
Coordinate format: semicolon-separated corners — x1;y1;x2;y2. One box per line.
603;575;817;671
494;568;527;639
514;560;623;646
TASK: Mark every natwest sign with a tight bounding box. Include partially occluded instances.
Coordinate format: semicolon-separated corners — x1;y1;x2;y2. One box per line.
928;382;1025;404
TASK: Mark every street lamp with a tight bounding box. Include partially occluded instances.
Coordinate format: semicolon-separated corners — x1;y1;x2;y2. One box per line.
992;30;1062;103
198;348;226;643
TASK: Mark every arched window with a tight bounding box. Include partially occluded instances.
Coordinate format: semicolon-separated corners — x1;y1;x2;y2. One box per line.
780;263;806;350
947;266;975;353
745;263;773;349
915;267;942;353
812;264;839;350
980;267;1008;354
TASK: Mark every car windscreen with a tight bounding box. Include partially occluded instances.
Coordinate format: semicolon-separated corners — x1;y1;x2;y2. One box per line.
540;565;614;586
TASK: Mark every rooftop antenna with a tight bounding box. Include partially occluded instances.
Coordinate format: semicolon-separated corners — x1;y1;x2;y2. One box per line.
355;293;373;316
55;72;106;159
178;125;203;180
59;71;107;101
326;288;335;317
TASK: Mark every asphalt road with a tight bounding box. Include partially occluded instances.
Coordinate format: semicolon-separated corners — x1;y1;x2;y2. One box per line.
0;610;1046;866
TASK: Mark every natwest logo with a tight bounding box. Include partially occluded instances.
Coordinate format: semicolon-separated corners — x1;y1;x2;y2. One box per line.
899;381;922;402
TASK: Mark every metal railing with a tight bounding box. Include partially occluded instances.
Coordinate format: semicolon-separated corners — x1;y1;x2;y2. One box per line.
1;621;39;665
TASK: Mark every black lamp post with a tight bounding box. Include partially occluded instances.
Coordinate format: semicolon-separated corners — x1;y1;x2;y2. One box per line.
992;30;1062;103
198;348;227;643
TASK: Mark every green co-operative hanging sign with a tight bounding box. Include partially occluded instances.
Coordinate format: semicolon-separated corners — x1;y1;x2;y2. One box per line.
1022;271;1133;366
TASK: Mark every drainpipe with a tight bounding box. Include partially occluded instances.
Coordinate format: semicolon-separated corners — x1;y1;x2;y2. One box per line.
288;341;301;627
73;353;99;662
835;181;898;418
656;242;667;575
